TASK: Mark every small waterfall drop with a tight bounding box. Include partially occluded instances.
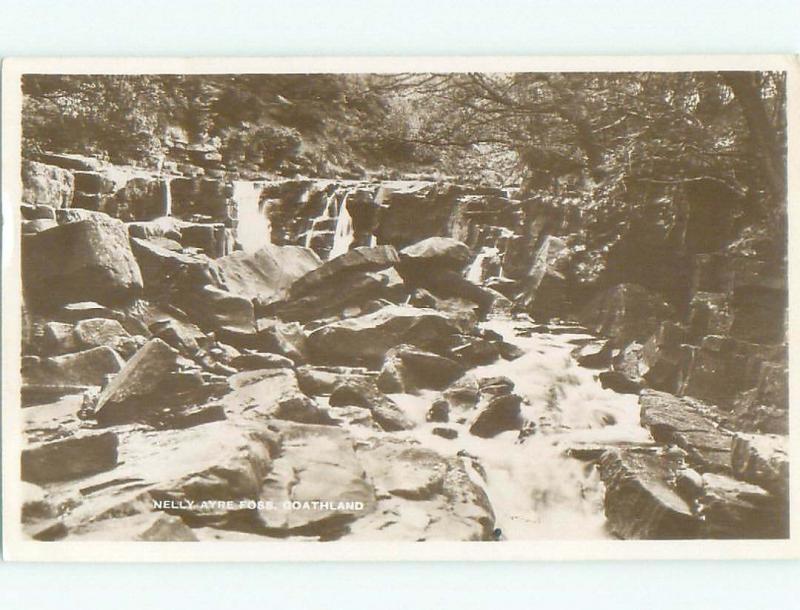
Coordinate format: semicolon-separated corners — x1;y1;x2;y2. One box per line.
161;177;173;217
305;192;337;248
329;192;354;259
466;247;499;284
232;181;272;253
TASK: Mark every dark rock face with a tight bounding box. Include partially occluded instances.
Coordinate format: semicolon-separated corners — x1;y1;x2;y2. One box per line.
376;344;465;394
22;431;119;484
23;215;144;307
517;235;573;318
599;449;699;539
329;379;414;432
677;335;784;406
579;283;675;347
22;160;74;208
639;321;685;392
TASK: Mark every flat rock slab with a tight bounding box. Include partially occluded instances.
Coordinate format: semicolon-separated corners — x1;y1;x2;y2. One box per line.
257;423;375;538
39;421;276;536
223;368;330;425
639;389;731;473
351;437;495;541
22;431;119;485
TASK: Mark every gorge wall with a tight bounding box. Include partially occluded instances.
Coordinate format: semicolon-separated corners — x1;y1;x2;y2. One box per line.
18;150;789;542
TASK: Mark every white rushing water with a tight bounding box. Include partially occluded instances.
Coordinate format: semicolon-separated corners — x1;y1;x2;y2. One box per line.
466;246;500;284
383;319;651;540
161;177;173;217
304;192;337;248
329;192;355;259
233;181;272;252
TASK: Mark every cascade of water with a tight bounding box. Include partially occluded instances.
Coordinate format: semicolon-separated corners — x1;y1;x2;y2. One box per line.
161;177;173;217
466;247;499;283
232;181;272;252
387;319;650;540
328;192;354;259
304;192;337;248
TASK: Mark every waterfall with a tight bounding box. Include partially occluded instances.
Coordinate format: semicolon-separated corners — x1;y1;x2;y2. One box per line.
305;192;337;248
328;192;354;259
161;177;173;217
232;181;272;253
466;247;499;284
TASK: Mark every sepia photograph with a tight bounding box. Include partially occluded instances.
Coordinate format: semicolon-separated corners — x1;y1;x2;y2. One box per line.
1;57;795;560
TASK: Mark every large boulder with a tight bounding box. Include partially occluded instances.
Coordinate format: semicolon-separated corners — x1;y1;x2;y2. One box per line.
288;245;399;299
73;318;138;358
579;283;674;347
469;392;523;438
296;365;378;396
399;237;470;272
730;433;788;498
516;235;573;318
639;389;731;473
22;160;74;207
22;347;125;387
222;368;330;425
92;339;225;426
193;284;255;339
263;268;404;323
376;344;465;394
180;223;235;258
306;305;465;367
216;244;321;304
23;216;143;307
697;473;788;539
599;449;699;539
130;236;224;301
352;437;495;541
41;421;276;535
256;423;375;537
254;318;308;363
329;379;414;432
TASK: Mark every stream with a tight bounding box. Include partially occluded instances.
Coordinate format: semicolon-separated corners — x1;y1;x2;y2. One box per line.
389;319;650;540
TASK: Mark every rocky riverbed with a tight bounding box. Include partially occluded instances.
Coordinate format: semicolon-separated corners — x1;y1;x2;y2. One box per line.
18;153;789;542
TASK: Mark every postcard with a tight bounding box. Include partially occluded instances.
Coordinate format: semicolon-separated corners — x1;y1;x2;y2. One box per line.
2;56;797;560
